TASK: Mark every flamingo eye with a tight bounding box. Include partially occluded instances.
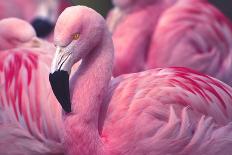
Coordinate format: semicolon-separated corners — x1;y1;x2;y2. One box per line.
72;33;80;40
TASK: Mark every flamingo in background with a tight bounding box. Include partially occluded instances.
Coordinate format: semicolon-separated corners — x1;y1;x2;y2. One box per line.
146;1;232;86
106;0;177;76
0;17;85;154
0;0;71;39
0;43;63;154
0;17;56;53
0;18;36;50
49;6;232;155
108;0;232;86
0;18;63;154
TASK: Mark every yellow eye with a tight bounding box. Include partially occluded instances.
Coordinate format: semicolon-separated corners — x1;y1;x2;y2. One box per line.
72;33;80;40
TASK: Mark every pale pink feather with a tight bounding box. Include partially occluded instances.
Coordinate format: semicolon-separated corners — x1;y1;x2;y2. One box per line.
0;45;63;153
101;67;232;155
0;123;63;155
0;48;62;138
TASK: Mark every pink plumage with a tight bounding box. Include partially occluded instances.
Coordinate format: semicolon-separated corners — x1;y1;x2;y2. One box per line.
0;123;62;155
0;18;36;50
49;6;232;155
147;1;232;86
0;0;36;21
109;0;232;88
0;0;53;21
107;0;175;76
0;50;63;154
0;19;63;154
0;0;71;41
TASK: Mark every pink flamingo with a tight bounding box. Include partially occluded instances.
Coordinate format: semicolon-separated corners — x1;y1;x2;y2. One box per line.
107;0;176;76
0;0;71;39
0;17;84;154
146;1;232;86
50;6;232;155
0;18;64;154
109;0;232;83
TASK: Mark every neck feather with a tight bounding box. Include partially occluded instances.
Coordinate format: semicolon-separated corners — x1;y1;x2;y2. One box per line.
63;30;113;155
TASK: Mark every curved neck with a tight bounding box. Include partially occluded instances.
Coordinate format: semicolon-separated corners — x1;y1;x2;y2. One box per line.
63;30;114;155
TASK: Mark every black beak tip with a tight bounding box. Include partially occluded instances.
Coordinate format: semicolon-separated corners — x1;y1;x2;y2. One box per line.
31;18;54;38
49;71;71;113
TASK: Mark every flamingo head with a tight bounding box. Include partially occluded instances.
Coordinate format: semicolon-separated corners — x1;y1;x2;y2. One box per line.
49;6;106;113
0;18;36;49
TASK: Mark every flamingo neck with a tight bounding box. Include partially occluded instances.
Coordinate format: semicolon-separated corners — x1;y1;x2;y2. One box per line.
63;30;114;155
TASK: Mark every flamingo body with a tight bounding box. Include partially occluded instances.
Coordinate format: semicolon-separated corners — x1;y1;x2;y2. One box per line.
49;6;232;155
0;20;63;152
101;67;232;155
147;1;232;86
0;48;62;143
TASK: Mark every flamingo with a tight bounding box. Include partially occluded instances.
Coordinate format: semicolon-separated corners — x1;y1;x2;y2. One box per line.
0;18;64;154
49;6;232;155
146;1;232;86
106;0;177;76
0;44;63;154
0;0;71;39
0;16;85;154
108;0;232;84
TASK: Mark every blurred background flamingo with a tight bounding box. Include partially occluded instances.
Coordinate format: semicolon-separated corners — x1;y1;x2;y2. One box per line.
0;17;57;53
0;0;71;39
108;0;232;87
107;0;176;76
0;18;36;50
0;18;63;154
146;1;232;86
49;6;232;155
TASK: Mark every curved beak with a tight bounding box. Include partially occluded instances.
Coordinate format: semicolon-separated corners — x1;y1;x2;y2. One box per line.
49;46;72;113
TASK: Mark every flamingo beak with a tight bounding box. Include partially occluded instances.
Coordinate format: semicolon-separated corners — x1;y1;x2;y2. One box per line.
49;46;72;113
